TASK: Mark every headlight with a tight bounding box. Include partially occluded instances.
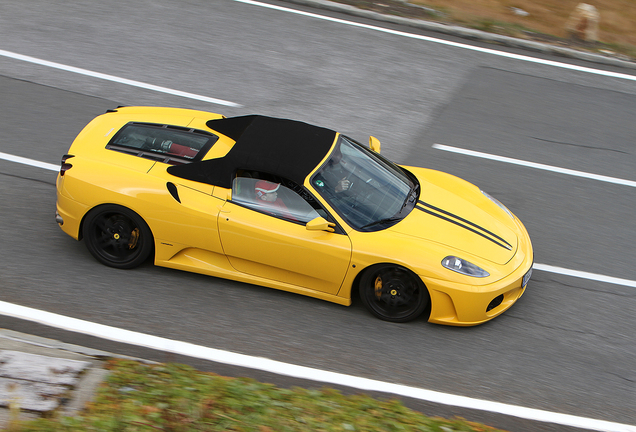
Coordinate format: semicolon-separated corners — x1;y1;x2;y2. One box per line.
481;190;513;219
442;256;490;278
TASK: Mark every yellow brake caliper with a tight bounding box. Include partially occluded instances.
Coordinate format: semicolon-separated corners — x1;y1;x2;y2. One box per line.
128;228;140;249
374;276;383;299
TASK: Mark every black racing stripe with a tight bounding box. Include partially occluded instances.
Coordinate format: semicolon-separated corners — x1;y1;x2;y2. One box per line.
418;200;512;248
415;205;512;250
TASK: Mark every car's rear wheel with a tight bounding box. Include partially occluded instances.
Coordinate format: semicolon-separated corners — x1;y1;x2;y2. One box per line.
359;265;429;322
83;205;153;269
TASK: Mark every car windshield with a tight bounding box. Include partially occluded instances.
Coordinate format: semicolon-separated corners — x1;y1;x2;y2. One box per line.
311;135;417;231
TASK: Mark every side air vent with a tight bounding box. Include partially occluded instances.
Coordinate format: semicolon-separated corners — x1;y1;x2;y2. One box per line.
167;182;180;203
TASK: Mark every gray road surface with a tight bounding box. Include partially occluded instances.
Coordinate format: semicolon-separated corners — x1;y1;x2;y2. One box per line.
0;0;635;430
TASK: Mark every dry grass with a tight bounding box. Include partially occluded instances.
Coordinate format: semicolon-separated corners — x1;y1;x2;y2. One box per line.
413;0;636;51
334;0;636;57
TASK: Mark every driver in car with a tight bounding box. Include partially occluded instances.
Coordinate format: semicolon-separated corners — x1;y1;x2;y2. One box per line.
314;147;352;194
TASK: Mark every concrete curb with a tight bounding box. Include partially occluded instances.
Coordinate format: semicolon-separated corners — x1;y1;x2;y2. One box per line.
282;0;636;70
0;329;152;427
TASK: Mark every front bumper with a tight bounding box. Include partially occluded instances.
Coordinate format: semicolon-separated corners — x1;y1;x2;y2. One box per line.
424;223;533;326
425;261;532;326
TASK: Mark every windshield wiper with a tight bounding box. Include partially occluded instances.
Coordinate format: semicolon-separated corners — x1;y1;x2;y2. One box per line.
400;182;419;211
362;183;418;230
360;216;402;230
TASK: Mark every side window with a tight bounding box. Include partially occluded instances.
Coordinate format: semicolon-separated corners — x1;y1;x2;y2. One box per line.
232;175;323;224
106;123;218;165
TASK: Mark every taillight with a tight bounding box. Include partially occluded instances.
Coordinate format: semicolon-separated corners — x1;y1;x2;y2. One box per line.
60;154;74;176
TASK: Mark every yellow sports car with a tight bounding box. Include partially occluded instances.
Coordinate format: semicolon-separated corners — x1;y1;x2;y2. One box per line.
56;106;533;325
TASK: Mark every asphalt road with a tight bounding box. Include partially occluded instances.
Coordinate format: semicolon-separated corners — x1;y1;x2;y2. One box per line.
1;0;635;430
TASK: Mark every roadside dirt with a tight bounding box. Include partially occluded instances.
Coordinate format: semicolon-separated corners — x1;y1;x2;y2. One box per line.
333;0;636;60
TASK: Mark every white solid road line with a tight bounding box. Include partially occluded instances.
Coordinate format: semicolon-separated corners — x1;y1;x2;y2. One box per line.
0;49;242;108
0;300;634;432
433;143;636;188
234;0;636;82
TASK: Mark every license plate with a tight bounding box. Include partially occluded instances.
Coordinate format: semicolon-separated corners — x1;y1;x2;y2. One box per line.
522;267;533;287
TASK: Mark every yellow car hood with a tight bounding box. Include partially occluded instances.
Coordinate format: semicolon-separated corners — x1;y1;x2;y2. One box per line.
388;168;518;265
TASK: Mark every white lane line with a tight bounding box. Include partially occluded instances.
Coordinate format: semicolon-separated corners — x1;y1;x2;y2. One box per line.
0;49;242;108
234;0;636;82
5;150;636;288
0;151;59;172
0;300;633;432
534;263;636;288
433;144;636;188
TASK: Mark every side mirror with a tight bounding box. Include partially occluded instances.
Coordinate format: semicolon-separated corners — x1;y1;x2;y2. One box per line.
306;216;335;233
369;136;381;153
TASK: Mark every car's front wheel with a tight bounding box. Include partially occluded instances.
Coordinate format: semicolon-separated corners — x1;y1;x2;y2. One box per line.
359;265;429;322
82;205;153;269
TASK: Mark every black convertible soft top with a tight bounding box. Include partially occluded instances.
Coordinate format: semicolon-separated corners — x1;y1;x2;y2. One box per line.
167;115;337;188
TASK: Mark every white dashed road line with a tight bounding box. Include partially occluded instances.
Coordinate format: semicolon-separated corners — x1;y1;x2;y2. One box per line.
0;151;59;172
0;49;242;108
4;149;635;290
534;264;636;288
433;144;636;188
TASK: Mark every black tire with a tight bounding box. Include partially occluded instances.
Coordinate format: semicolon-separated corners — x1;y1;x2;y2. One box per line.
82;205;153;269
359;265;429;322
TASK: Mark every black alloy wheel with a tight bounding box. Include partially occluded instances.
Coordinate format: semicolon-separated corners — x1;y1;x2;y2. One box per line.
359;265;429;322
82;205;153;269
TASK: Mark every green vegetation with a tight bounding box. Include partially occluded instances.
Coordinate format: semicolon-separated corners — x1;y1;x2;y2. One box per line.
11;359;507;432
